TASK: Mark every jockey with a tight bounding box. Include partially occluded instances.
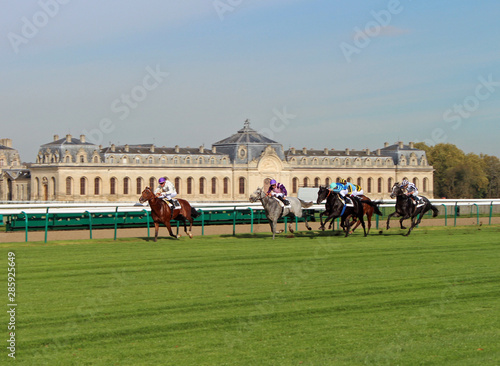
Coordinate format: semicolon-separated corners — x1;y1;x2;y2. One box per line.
267;179;289;205
330;179;363;203
400;178;419;204
155;177;177;209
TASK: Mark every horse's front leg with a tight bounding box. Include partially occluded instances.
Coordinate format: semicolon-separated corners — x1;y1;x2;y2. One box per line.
344;215;352;237
386;211;400;230
182;218;193;239
319;211;328;230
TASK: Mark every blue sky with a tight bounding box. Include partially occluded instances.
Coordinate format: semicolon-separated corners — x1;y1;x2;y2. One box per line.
1;0;499;162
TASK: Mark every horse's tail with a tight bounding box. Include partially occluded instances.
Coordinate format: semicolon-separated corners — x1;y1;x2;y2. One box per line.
299;199;313;208
360;199;384;216
430;204;439;217
191;207;201;218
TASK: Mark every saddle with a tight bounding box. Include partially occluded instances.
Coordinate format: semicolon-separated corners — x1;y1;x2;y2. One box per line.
340;196;354;207
162;198;181;217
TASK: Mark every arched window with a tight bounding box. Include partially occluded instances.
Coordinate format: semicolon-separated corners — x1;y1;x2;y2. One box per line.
123;156;128;164
110;178;117;195
378;178;383;193
65;177;72;195
187;177;193;194
66;156;71;163
423;178;428;192
95;177;101;195
175;177;181;193
325;178;330;186
80;177;86;195
211;177;217;194
136;177;142;194
413;177;419;187
239;177;245;194
51;177;56;197
357;177;362;187
149;177;155;188
93;156;99;163
199;177;205;194
347;177;352;183
80;155;85;163
367;178;373;193
314;177;321;187
303;177;309;187
388;178;393;192
123;177;130;195
223;177;229;195
292;177;298;193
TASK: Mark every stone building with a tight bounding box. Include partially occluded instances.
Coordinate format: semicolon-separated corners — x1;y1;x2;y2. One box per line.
28;121;434;202
0;138;30;201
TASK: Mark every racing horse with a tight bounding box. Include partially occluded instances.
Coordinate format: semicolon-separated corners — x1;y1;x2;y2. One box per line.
249;187;313;239
386;183;439;236
316;185;382;237
316;185;382;235
139;187;199;241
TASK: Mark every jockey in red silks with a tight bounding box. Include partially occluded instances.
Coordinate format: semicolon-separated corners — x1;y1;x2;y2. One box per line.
267;179;289;205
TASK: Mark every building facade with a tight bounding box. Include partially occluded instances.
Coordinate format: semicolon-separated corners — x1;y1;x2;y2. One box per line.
0;138;30;201
27;121;434;202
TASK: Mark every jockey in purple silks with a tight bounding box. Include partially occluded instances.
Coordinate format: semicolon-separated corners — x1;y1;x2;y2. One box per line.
266;179;289;205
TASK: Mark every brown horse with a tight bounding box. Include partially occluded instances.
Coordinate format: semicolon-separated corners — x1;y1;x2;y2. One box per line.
347;195;380;235
139;187;199;241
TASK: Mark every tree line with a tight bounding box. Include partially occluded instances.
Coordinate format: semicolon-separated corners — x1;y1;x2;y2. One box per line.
415;143;500;199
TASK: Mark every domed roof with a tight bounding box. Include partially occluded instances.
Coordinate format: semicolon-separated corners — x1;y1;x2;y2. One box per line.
213;120;277;145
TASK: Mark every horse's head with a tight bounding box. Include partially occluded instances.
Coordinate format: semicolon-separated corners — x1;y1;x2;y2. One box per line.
139;187;155;203
390;183;403;198
249;187;265;203
317;185;329;204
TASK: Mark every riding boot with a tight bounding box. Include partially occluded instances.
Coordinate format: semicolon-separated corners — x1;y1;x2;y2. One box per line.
168;199;175;212
278;196;288;206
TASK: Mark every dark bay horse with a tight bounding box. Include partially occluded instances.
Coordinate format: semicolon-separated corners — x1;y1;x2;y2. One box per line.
139;187;199;241
317;186;382;235
386;183;439;236
249;187;313;239
316;186;368;237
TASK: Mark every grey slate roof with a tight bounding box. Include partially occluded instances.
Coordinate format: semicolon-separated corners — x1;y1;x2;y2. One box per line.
212;120;278;145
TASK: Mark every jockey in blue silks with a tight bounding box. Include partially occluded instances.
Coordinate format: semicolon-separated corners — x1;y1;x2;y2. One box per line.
329;179;364;213
267;179;289;205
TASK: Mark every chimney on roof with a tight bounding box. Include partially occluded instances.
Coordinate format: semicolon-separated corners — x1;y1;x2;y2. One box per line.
409;141;414;149
80;135;86;143
124;144;129;152
212;146;216;153
111;144;115;152
99;145;102;150
0;138;12;148
398;141;404;149
366;149;370;155
66;134;72;143
54;134;59;141
302;147;307;154
290;147;296;154
150;144;155;153
345;148;350;155
175;145;180;153
199;145;204;153
376;149;381;156
384;142;389;148
324;148;329;155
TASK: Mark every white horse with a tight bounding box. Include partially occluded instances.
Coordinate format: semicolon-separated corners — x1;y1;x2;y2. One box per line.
249;187;313;239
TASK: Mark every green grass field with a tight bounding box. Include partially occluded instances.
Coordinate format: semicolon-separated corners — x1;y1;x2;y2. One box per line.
1;226;500;365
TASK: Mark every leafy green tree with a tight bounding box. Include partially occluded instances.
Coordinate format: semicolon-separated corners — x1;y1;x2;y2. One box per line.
481;154;500;198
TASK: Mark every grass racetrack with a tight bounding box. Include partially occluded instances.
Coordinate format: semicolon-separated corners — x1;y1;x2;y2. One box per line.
1;225;500;365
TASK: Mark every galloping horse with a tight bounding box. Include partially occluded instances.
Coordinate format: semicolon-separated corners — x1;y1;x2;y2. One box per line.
139;187;199;241
317;186;382;237
386;183;439;236
249;187;313;239
316;186;382;235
